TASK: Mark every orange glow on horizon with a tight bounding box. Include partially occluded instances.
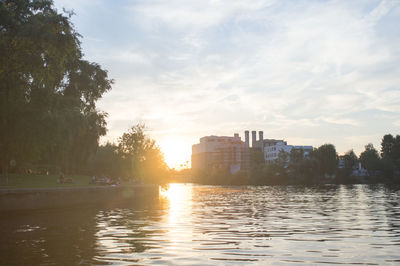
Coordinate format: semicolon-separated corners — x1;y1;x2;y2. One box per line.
159;137;191;169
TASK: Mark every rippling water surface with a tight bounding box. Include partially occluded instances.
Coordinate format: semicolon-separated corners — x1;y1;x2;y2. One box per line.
1;184;400;265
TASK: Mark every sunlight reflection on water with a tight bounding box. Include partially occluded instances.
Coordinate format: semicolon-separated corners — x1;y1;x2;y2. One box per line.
2;184;400;265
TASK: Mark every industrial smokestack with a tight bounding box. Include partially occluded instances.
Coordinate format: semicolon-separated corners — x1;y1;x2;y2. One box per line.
259;131;264;151
244;131;249;148
251;131;257;148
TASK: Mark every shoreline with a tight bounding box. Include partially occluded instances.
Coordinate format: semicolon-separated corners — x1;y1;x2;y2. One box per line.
0;184;159;212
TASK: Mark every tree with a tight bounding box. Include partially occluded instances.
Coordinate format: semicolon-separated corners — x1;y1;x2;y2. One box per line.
289;148;304;165
275;149;289;180
381;134;395;159
312;144;338;176
298;157;319;183
249;149;265;184
359;143;381;174
381;134;400;170
250;149;264;167
287;148;317;182
91;142;123;178
276;149;289;168
118;124;169;184
258;150;289;185
288;148;304;177
343;149;358;169
0;0;112;182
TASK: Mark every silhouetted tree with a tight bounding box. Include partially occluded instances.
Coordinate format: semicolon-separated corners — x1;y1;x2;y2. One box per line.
247;149;264;184
312;144;338;177
118;124;169;184
288;148;303;178
359;143;381;174
91;142;123;178
289;148;304;165
298;157;320;183
287;148;319;182
381;134;400;172
275;150;289;180
0;0;112;182
343;149;358;169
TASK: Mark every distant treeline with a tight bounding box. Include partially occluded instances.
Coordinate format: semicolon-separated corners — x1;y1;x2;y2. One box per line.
193;134;400;185
0;1;168;184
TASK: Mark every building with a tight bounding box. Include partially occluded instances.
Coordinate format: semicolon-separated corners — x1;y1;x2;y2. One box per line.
352;162;368;177
250;130;285;152
338;157;346;169
264;141;313;164
191;130;312;173
338;156;368;177
192;133;249;174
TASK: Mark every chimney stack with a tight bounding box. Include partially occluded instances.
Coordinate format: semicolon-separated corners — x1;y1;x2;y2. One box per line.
259;131;264;151
244;131;249;148
251;131;257;148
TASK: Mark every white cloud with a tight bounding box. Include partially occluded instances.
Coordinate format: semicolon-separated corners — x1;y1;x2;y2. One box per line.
129;0;277;30
321;117;360;127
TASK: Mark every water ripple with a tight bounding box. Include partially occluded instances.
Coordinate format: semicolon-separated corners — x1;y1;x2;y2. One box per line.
1;184;400;265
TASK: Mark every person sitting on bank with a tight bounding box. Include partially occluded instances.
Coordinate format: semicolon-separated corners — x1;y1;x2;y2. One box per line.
90;175;110;185
57;172;65;183
57;172;73;183
90;175;98;184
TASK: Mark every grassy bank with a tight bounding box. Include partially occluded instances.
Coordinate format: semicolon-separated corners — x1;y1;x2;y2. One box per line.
0;174;93;189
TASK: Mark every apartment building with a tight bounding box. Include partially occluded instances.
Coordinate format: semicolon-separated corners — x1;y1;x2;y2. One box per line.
191;133;249;174
264;141;313;163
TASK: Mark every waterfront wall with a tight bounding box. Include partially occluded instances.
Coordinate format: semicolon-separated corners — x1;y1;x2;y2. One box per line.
0;185;159;212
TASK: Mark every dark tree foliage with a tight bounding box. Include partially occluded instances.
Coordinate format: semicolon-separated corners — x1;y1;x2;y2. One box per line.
0;0;112;181
248;149;265;184
381;134;400;169
289;148;304;165
381;134;395;158
90;142;123;179
287;148;318;183
311;144;337;176
359;143;381;174
343;149;358;169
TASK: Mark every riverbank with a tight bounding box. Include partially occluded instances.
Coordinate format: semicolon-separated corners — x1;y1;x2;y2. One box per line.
0;174;94;188
0;184;159;212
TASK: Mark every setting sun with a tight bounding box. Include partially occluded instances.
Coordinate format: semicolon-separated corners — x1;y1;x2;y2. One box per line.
159;137;191;169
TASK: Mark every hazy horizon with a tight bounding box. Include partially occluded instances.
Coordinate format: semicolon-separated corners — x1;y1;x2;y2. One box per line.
54;0;400;168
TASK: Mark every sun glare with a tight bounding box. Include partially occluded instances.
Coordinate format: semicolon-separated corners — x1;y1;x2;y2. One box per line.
160;183;193;227
160;137;191;169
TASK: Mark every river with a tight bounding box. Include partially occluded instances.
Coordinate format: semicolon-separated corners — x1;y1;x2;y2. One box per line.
1;183;400;265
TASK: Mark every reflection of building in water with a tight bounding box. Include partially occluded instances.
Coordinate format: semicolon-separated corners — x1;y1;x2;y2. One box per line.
191;133;249;174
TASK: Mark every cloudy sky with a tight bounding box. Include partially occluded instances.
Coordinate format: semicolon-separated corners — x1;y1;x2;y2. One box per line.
54;0;400;168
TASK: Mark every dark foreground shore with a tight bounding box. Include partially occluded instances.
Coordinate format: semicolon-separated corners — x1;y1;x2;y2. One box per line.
0;185;159;212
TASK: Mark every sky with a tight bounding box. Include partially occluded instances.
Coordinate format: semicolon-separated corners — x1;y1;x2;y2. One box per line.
53;0;400;169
